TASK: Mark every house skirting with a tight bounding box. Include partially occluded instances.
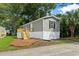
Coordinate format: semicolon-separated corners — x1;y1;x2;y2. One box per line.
29;32;43;39
29;31;60;40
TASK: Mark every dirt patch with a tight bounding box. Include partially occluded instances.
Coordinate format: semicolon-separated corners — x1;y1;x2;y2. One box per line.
10;39;39;47
11;38;73;48
10;38;50;47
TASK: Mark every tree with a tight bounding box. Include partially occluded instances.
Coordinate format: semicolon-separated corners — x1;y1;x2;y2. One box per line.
60;10;79;37
0;3;56;35
56;14;69;37
21;3;56;22
0;4;25;35
66;11;79;37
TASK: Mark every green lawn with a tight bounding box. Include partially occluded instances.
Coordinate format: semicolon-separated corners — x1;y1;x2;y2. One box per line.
0;36;17;51
0;36;77;52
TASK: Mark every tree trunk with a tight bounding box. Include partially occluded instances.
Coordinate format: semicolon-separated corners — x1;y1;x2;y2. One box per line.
71;29;74;37
69;26;75;37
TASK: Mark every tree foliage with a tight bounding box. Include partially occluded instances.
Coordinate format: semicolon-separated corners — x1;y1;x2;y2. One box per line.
56;10;79;38
21;3;56;22
0;3;56;35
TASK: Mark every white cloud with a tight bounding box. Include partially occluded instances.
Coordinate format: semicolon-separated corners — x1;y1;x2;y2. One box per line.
60;4;79;14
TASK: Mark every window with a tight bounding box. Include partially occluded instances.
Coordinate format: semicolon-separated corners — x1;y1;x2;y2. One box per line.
49;20;55;29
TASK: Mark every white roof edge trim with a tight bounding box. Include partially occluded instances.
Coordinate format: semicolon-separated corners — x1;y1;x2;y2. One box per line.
22;15;60;27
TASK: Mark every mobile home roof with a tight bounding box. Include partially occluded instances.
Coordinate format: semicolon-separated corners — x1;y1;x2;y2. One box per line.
24;15;60;25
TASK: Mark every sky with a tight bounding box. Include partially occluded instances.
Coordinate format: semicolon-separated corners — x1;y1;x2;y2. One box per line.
51;3;79;15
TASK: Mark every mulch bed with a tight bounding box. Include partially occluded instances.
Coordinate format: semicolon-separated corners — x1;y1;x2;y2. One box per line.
10;39;49;47
11;39;37;47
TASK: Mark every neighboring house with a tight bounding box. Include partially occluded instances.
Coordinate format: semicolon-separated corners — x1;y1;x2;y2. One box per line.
0;26;6;39
22;15;60;40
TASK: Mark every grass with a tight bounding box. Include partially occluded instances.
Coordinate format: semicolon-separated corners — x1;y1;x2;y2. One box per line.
0;36;17;51
49;39;74;45
0;36;78;52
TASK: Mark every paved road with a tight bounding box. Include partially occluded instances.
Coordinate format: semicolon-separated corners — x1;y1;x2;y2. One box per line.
1;43;79;56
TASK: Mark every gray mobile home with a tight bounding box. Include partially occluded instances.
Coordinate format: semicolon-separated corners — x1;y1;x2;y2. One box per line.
22;15;60;40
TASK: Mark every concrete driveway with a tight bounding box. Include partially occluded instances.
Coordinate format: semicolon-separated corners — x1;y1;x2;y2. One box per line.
0;43;79;56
